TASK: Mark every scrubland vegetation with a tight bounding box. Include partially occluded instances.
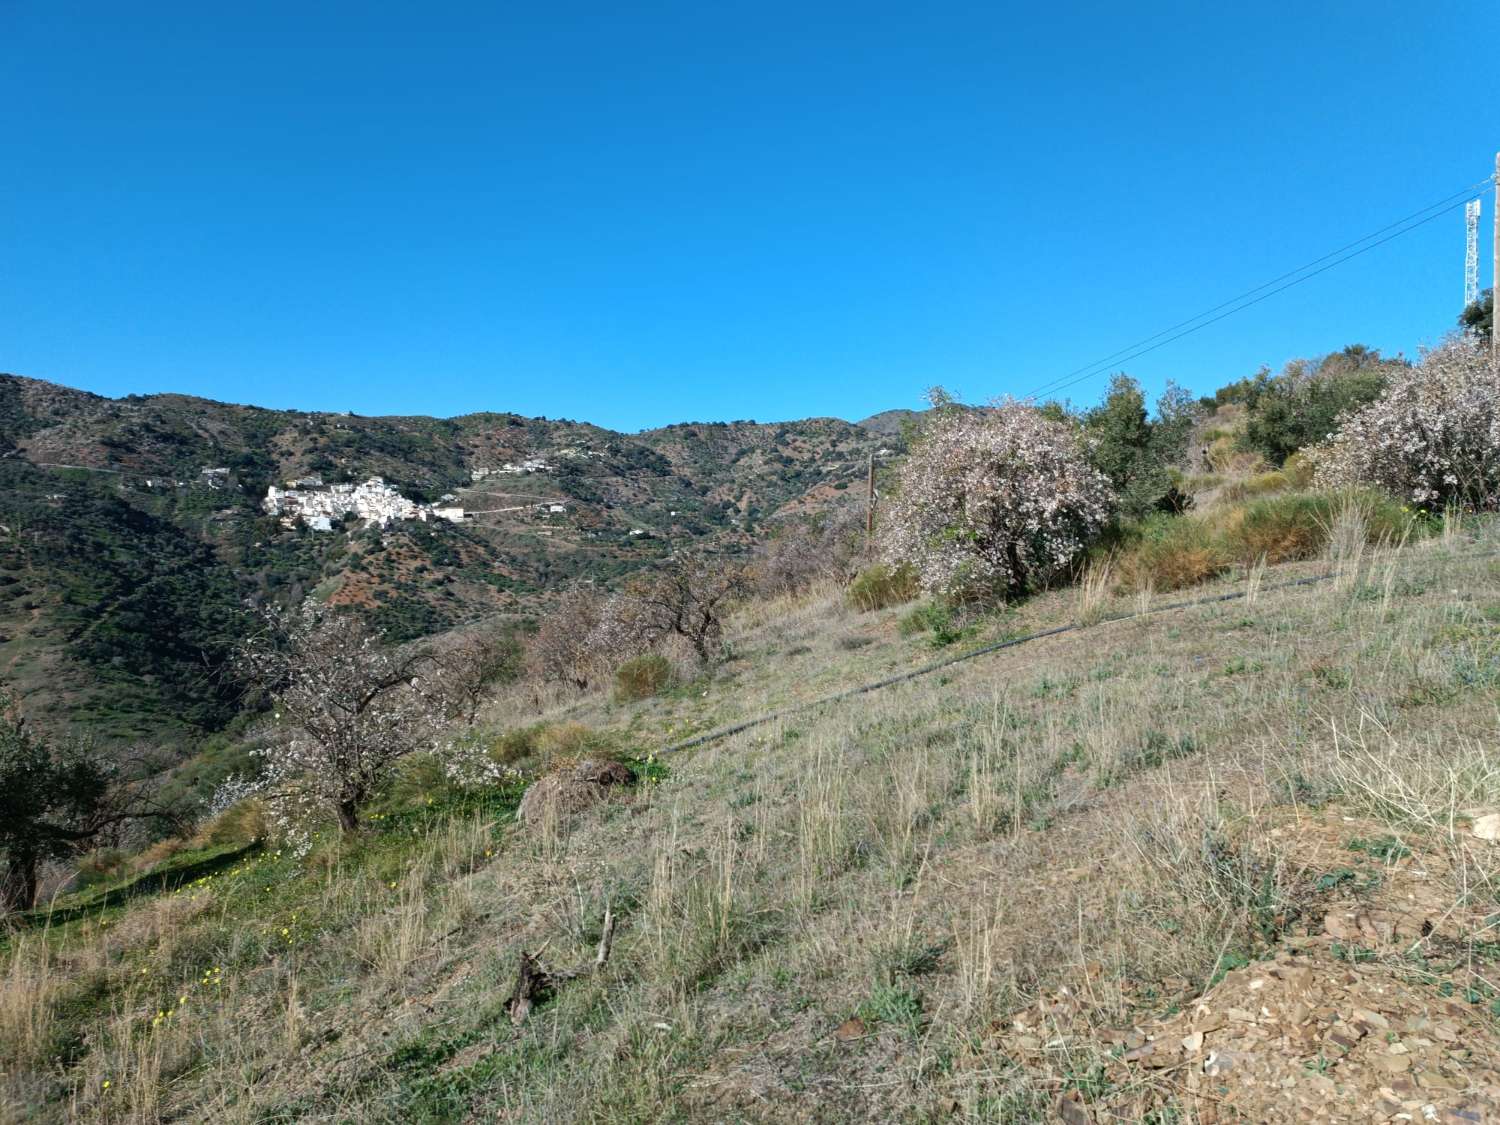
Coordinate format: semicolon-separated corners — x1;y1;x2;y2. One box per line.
5;334;1500;1121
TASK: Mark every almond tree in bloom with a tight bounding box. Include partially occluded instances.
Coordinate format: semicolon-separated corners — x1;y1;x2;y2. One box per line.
1313;339;1500;512
238;604;444;836
623;553;747;662
525;586;647;692
880;398;1114;601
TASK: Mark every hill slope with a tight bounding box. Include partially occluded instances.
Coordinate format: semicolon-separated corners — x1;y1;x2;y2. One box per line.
7;525;1500;1122
0;374;893;744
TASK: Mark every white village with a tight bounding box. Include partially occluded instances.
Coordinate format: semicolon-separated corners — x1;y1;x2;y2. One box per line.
263;476;466;531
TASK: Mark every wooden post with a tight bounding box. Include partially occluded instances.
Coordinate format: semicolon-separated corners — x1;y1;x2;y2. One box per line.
1493;152;1499;367
865;453;875;554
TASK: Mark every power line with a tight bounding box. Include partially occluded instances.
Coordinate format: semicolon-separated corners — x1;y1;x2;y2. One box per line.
1022;175;1495;403
1029;195;1484;403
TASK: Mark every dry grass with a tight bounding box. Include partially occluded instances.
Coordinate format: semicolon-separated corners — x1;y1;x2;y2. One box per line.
1075;555;1115;625
7;516;1500;1122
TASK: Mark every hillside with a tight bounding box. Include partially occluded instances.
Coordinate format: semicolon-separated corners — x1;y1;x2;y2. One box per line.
6;519;1500;1122
0;374;894;744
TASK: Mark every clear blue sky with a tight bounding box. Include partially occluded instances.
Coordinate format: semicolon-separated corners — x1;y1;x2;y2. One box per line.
4;1;1497;430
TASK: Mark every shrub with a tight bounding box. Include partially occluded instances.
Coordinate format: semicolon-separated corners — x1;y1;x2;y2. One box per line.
1282;451;1315;488
1313;339;1500;512
1218;491;1413;568
1083;376;1197;518
897;601;966;646
491;725;543;764
1112;514;1231;592
880;400;1113;601
1112;490;1417;591
1240;346;1399;465
1216;494;1328;565
847;563;919;612
615;654;674;701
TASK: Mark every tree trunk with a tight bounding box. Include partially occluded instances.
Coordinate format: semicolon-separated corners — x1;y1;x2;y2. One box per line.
336;799;360;834
2;849;39;913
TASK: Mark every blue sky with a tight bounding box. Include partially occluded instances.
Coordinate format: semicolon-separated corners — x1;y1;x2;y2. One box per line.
3;1;1497;430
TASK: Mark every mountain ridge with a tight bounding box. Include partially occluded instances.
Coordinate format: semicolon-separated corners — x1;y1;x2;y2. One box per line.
0;371;897;747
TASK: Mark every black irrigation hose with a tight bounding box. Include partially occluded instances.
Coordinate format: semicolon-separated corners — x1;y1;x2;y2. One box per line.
656;568;1357;757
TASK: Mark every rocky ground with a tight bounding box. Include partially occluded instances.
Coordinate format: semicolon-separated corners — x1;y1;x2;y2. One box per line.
1000;808;1500;1123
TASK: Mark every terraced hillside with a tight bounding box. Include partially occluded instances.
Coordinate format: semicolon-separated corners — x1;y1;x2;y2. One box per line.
6;519;1499;1122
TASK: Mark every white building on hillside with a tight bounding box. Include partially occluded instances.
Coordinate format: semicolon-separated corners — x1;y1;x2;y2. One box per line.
264;477;463;531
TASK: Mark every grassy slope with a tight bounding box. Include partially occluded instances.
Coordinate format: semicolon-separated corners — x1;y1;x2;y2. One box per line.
6;524;1500;1122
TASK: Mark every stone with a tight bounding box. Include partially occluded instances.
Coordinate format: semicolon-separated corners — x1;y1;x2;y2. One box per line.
833;1017;866;1041
1469;812;1500;841
1204;1050;1240;1077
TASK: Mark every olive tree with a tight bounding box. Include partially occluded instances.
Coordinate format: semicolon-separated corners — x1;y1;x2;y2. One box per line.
0;696;175;912
1083;375;1197;517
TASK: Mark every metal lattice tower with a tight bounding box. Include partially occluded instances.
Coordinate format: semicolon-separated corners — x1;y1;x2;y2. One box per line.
1466;198;1482;308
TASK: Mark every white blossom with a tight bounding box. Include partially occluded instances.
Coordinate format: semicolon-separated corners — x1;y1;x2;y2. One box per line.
1313;339;1500;511
880;400;1114;600
237;603;445;837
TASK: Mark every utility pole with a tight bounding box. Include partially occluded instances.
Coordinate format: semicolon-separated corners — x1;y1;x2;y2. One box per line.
1494;152;1499;368
865;453;876;555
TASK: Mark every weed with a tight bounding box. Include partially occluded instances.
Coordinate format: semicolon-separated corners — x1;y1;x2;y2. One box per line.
858;984;923;1037
848;563;919;611
615;654;675;701
1347;835;1410;862
1315;869;1357;892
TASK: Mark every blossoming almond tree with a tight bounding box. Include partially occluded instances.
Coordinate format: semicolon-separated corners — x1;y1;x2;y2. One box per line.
237;604;444;837
880;399;1114;601
1313;339;1500;512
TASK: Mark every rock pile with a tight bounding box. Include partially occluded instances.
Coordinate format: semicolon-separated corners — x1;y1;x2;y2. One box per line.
516;758;634;828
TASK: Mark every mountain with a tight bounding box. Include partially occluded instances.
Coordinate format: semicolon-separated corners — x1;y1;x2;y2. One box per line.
0;374;894;745
855;407;922;436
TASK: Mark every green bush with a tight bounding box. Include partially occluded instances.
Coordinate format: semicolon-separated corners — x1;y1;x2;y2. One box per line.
614;653;674;701
1112;489;1421;591
847;563;919;612
898;601;967;647
1281;451;1314;488
1219;491;1414;567
1111;513;1232;592
1238;347;1401;465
